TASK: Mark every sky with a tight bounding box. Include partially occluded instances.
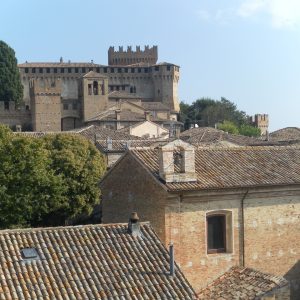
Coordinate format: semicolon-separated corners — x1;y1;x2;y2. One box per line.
1;0;300;131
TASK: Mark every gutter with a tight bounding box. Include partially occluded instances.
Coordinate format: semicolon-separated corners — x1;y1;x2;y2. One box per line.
240;190;249;267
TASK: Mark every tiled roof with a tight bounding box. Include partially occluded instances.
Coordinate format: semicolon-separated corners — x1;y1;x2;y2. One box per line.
269;127;300;141
180;127;274;146
130;146;300;191
198;266;289;299
96;139;170;152
0;223;196;299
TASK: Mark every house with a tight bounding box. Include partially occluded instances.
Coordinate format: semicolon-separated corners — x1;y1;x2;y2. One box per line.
118;120;170;139
198;266;290;299
100;140;300;297
0;215;197;299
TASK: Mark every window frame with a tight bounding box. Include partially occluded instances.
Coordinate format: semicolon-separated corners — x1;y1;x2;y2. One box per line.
206;213;227;254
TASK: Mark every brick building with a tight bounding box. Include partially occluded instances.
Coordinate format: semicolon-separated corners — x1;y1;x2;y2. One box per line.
1;46;180;132
100;140;300;298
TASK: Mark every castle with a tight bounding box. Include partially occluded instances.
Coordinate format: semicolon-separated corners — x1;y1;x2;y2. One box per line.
1;46;180;132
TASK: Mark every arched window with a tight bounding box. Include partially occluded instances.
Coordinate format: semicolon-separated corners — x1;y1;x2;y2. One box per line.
206;210;233;254
93;81;98;95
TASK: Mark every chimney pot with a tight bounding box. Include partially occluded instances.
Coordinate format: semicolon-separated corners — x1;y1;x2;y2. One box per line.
128;212;141;237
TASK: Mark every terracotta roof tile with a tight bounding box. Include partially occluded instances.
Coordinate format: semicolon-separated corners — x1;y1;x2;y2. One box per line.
198;266;289;299
0;223;196;299
269;127;300;142
130;146;300;191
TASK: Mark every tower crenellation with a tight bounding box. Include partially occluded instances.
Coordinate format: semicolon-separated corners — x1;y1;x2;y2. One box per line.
108;45;158;65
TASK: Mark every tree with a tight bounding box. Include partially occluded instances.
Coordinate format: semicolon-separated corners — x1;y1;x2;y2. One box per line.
0;126;106;229
239;124;261;137
0;41;23;105
217;120;239;135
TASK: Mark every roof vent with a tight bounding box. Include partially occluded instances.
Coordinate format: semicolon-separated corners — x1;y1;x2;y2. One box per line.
107;137;112;150
128;212;141;238
21;247;40;261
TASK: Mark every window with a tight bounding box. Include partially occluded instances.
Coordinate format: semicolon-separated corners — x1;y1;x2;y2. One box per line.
21;248;40;261
155;66;159;71
68;68;72;73
46;68;50;73
167;65;171;71
93;81;98;95
206;211;233;254
118;68;122;73
75;67;78;73
124;68;128;73
103;67;107;73
82;67;86;73
138;68;141;73
31;68;36;73
88;84;92;95
25;68;28;73
144;68;148;73
207;215;226;253
110;68;115;73
96;67;100;73
39;68;43;73
72;102;78;110
61;68;65;73
63;103;68;110
131;68;135;73
54;68;57;73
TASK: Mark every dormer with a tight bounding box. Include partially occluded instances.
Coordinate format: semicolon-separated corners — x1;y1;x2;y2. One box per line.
158;140;197;183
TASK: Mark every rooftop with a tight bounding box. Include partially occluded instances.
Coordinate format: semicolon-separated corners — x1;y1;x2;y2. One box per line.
0;223;196;299
269;127;300;142
198;266;289;299
130;146;300;191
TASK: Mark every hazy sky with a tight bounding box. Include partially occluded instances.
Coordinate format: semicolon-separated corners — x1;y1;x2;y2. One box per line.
1;0;299;131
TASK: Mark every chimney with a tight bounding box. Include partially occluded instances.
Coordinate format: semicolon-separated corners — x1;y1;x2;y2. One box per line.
265;130;269;141
115;110;121;130
128;212;141;238
144;111;151;121
169;243;175;276
106;137;112;150
159;140;197;183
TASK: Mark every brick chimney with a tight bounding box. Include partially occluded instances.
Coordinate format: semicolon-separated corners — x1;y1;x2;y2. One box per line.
144;111;151;121
159;140;197;183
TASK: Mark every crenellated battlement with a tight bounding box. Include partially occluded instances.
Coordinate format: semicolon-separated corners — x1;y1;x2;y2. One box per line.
108;45;158;66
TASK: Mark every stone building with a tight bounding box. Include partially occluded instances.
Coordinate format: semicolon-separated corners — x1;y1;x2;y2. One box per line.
3;45;180;131
100;141;300;298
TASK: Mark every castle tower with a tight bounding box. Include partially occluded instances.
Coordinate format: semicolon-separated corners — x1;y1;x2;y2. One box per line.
80;71;109;122
108;45;158;66
30;78;62;131
252;114;269;135
151;64;180;112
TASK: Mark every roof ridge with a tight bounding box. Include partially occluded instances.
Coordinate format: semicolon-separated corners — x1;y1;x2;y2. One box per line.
0;221;151;234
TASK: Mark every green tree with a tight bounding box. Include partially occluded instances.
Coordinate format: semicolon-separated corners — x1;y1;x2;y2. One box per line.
0;126;106;229
0;41;23;105
217;120;239;135
239;124;261;137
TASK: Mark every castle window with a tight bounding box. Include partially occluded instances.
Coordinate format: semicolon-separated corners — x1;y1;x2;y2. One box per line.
206;211;233;254
93;81;98;95
82;67;86;73
63;103;68;110
124;68;128;73
61;68;65;73
104;68;107;73
54;68;57;73
88;84;92;95
75;68;78;73
118;68;122;73
68;68;72;73
110;68;115;73
25;68;28;73
96;67;100;73
138;68;141;73
31;68;36;73
39;68;43;73
167;65;171;71
46;68;50;73
4;101;9;110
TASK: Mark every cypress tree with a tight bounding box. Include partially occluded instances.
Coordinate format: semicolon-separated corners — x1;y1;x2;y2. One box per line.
0;41;23;106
